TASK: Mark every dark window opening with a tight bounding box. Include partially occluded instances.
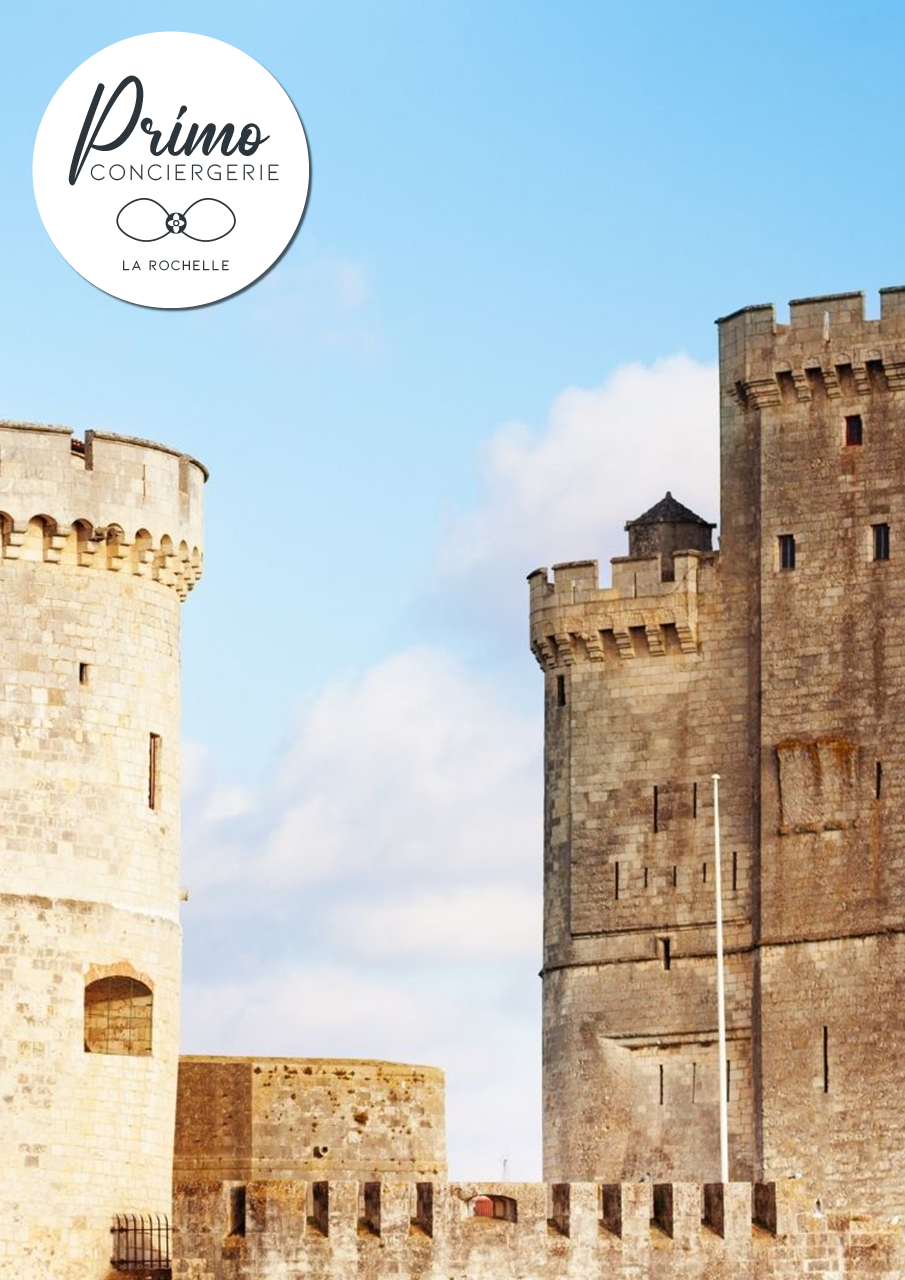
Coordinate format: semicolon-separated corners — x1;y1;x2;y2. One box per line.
308;1182;329;1237
672;865;677;888
556;674;566;707
732;850;738;892
653;786;659;833
726;1059;731;1103
360;1182;381;1237
78;662;89;686
845;414;863;446
823;1026;829;1094
779;534;796;570
84;975;152;1056
876;761;883;800
149;733;161;810
643;867;649;889
702;861;707;883
659;1064;664;1105
228;1186;246;1238
659;937;671;971
874;523;890;562
413;1183;433;1238
614;861;620;900
692;781;697;818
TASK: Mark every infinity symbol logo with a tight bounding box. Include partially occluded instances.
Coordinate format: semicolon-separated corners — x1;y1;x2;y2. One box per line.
116;197;236;243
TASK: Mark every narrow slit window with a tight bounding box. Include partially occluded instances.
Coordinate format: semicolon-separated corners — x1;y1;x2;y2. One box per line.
692;781;697;818
823;1026;829;1094
659;1063;664;1105
874;523;890;562
653;785;659;833
78;662;89;686
702;861;707;883
732;850;738;892
228;1186;246;1238
556;674;566;707
845;414;863;446
614;861;620;900
672;865;677;888
148;733;161;810
876;761;883;800
726;1059;731;1103
659;937;671;971
779;533;796;570
643;867;649;890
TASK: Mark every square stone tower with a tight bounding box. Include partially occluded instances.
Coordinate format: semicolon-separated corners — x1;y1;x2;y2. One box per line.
530;289;905;1217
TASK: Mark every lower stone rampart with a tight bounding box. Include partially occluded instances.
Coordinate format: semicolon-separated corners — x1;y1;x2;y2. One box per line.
173;1178;904;1279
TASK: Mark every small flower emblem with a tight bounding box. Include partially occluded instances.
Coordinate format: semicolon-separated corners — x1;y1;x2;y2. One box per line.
166;212;186;234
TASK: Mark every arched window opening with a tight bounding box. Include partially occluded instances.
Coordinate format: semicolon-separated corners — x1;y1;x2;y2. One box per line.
469;1195;517;1223
84;975;152;1055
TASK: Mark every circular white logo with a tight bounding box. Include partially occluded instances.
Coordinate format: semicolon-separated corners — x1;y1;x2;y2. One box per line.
33;32;310;309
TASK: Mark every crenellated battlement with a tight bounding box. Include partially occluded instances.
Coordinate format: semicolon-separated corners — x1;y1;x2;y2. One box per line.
528;550;711;669
717;286;905;409
173;1177;905;1279
0;421;206;599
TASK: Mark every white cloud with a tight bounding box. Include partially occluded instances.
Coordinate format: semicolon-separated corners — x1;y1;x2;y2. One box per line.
185;646;540;896
327;883;541;961
435;354;719;626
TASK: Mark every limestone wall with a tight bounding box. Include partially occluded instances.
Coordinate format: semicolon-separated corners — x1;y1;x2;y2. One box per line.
530;548;757;1183
172;1178;905;1280
718;290;905;1214
175;1057;447;1182
0;422;204;1277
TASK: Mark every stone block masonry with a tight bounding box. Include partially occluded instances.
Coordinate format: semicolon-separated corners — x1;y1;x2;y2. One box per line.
172;1178;905;1279
531;287;905;1218
0;422;205;1278
175;1058;447;1183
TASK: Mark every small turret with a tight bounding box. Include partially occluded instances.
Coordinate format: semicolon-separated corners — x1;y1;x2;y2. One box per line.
624;492;714;579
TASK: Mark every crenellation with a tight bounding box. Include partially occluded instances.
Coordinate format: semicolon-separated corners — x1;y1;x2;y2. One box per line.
172;1177;905;1278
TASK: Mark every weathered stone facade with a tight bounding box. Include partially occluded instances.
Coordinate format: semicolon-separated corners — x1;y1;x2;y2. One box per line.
173;1178;905;1280
0;422;205;1276
175;1058;447;1183
531;288;905;1219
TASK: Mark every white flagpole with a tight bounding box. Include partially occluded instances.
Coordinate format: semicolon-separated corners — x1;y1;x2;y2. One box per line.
712;773;729;1184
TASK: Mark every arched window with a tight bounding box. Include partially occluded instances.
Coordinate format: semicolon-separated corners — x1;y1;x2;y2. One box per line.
84;976;153;1055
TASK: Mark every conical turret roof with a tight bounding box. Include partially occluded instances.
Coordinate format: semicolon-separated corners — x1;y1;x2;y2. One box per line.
625;491;715;530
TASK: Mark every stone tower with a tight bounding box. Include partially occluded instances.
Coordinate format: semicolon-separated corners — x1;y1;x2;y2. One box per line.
530;288;905;1217
0;423;205;1276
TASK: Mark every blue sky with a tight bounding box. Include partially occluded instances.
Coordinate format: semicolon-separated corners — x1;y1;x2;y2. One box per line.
3;0;905;1177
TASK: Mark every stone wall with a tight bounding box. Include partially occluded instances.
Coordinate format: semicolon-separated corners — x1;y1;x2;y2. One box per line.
173;1178;905;1280
175;1057;447;1182
532;289;905;1215
530;548;757;1185
0;422;204;1277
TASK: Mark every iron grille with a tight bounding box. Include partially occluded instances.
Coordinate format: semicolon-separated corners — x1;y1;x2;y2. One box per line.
111;1214;171;1276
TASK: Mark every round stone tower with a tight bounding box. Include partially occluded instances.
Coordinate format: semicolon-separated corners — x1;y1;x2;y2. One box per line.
0;422;205;1277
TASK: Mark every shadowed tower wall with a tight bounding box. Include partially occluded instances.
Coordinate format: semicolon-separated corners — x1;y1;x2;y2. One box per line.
0;423;205;1278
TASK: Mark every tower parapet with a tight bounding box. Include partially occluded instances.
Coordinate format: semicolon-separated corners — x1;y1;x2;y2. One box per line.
0;421;205;598
0;420;206;1277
